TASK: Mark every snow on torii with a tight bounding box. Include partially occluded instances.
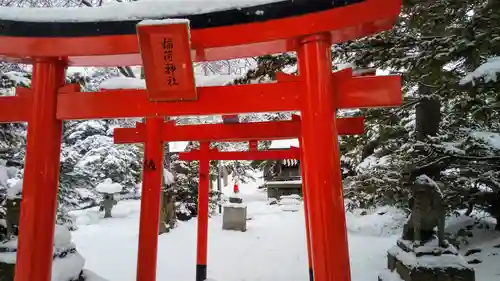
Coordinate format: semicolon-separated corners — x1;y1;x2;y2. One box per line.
0;0;284;22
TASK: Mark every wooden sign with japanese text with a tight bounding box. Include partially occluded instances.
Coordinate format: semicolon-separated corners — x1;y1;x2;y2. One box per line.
137;21;197;101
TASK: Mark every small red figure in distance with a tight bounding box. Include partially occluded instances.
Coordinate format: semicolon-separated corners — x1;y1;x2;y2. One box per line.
233;183;239;194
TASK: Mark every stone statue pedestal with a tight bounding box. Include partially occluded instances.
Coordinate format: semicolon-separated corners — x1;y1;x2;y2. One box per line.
5;198;21;238
379;237;475;281
0;254;15;281
222;196;247;232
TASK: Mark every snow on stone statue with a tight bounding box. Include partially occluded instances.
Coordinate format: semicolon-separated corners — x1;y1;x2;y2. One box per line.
402;175;447;247
96;178;122;218
380;175;474;281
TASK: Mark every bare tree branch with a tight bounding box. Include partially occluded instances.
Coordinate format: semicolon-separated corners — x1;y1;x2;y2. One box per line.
409;154;500;176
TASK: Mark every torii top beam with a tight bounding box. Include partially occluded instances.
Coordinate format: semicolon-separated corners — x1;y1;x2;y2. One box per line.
0;0;401;65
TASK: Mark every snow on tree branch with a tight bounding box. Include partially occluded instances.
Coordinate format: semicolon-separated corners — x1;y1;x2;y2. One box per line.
460;56;500;85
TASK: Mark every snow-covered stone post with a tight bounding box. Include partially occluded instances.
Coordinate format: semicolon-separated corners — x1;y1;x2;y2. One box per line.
0;162;22;240
159;169;176;234
5;180;22;239
222;165;229;187
96;178;122;218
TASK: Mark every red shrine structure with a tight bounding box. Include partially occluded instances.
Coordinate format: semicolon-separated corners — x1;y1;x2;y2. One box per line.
0;1;403;281
113;114;364;281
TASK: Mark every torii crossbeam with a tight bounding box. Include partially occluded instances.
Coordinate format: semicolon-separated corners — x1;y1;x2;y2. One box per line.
55;71;400;119
114;116;365;144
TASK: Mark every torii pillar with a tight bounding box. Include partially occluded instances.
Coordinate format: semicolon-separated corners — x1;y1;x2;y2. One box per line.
0;68;89;281
298;34;351;281
196;141;211;281
136;117;164;281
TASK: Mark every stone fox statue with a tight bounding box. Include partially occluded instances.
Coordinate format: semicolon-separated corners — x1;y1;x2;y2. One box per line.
402;175;447;247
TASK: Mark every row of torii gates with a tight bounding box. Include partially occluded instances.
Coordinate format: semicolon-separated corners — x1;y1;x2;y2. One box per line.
0;1;402;281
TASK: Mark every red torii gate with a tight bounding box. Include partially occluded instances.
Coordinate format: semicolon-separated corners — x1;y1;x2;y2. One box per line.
177;123;365;281
179;141;303;281
0;1;403;281
114;115;365;281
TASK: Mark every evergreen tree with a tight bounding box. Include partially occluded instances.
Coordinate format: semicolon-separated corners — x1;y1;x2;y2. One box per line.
336;0;500;229
0;64;30;167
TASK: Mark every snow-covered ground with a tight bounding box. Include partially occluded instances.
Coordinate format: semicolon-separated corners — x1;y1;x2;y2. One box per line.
68;177;500;281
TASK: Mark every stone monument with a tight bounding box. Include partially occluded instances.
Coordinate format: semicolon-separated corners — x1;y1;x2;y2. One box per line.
222;194;247;232
379;175;475;281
